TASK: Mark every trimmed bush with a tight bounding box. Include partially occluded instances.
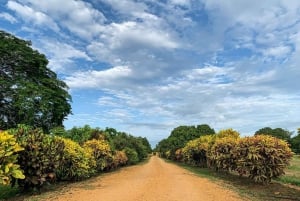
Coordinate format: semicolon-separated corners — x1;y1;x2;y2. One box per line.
207;137;239;171
83;139;113;171
10;126;64;191
0;131;25;185
56;137;96;181
234;135;293;184
182;135;215;167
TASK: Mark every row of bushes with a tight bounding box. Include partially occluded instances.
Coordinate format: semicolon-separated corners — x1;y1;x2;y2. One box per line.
0;125;151;191
162;129;293;184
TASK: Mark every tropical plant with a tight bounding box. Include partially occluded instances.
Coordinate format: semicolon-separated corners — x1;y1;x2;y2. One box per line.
0;131;24;185
56;137;96;181
10;126;64;191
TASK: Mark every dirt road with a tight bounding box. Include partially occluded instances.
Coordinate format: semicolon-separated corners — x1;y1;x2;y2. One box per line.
39;156;245;201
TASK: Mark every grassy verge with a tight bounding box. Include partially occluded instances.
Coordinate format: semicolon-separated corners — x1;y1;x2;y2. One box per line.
276;155;300;186
168;160;300;201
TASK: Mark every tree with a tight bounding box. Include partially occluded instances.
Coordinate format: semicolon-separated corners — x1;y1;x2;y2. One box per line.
0;30;71;132
254;127;291;142
291;128;300;154
155;124;215;159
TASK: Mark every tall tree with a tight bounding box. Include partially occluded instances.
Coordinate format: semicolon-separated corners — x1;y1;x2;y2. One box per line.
0;30;71;132
254;127;291;142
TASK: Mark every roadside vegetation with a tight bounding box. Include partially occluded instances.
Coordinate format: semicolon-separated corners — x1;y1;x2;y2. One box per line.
0;125;152;200
0;30;151;200
156;125;300;200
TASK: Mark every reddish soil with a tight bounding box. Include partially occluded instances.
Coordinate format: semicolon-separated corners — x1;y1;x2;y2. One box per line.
34;156;246;201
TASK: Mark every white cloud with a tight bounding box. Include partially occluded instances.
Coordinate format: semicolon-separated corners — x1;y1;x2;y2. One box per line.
7;1;60;32
263;46;292;58
35;39;92;71
65;66;132;89
0;12;17;23
12;0;106;39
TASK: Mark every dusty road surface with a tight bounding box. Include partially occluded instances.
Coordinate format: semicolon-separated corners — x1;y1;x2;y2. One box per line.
40;156;246;201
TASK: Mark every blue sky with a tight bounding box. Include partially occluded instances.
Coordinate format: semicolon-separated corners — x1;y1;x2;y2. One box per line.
1;0;300;145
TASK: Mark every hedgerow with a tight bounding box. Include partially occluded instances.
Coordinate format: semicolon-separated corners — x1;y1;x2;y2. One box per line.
160;127;293;184
55;137;96;181
9;126;64;191
83;139;113;171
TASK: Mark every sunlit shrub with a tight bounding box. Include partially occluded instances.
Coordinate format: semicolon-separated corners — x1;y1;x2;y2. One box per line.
10;126;64;191
234;135;293;184
83;139;113;171
56;137;96;181
0;131;24;185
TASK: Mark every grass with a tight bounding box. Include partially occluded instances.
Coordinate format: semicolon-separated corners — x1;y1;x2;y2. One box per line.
276;155;300;186
168;157;300;201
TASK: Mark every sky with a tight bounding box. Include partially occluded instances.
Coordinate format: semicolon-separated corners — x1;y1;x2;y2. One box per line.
1;0;300;146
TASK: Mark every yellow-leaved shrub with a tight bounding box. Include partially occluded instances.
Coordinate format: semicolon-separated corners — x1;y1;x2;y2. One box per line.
207;137;239;171
0;131;25;185
56;137;96;181
234;135;293;184
83;139;113;171
182;135;215;167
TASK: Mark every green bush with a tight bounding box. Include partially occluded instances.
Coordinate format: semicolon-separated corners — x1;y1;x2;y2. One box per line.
124;148;139;165
0;131;25;185
56;137;96;181
10;126;64;191
234;135;293;184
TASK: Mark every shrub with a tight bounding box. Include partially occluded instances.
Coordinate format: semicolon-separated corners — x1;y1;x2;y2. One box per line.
234;135;293;184
0;131;25;185
124;148;139;165
83;139;113;171
10;126;64;191
56;137;96;181
216;128;240;139
182;135;215;167
175;148;184;162
207;137;239;171
111;151;128;169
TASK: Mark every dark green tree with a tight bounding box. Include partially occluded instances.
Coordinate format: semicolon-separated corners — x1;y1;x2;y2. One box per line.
291;128;300;154
0;30;71;132
254;127;291;142
155;124;215;159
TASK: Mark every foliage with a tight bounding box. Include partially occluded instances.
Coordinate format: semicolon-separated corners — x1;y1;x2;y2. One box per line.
254;127;291;142
0;131;24;185
181;135;215;167
124;147;139;165
207;137;238;171
111;151;128;169
56;137;96;181
110;132;151;162
156;124;215;159
0;30;71;132
216;128;240;139
83;139;113;171
234;135;293;184
10;125;64;191
290;128;300;154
